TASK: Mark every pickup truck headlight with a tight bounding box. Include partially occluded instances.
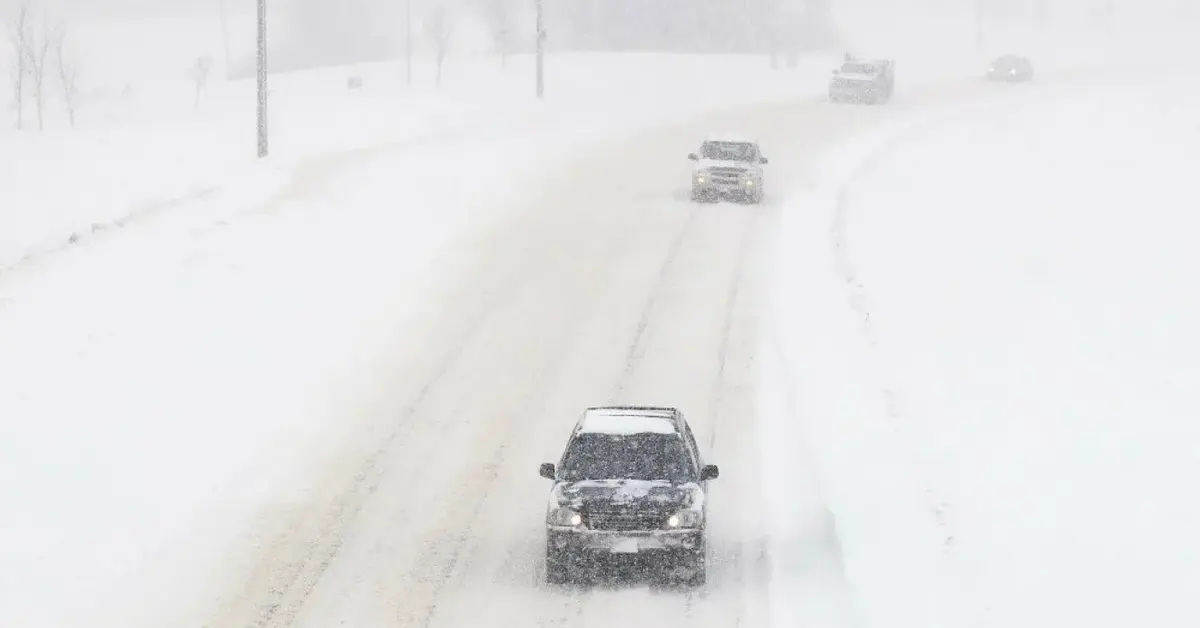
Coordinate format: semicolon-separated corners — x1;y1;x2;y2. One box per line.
547;507;582;527
666;510;703;529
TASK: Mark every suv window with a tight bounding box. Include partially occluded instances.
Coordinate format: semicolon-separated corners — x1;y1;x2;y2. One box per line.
700;141;759;162
841;62;878;74
681;422;701;466
559;432;696;484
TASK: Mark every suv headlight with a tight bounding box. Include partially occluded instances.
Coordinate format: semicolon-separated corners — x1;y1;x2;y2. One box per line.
547;506;582;527
665;509;703;529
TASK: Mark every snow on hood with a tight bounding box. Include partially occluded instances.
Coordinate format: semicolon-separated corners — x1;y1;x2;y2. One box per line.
695;158;756;171
834;72;878;82
553;478;703;510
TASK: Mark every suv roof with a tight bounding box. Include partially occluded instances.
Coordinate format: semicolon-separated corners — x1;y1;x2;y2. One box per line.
704;132;758;145
575;405;683;436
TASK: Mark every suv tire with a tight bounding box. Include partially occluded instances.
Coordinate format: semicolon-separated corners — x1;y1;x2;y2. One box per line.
545;545;571;585
674;548;707;588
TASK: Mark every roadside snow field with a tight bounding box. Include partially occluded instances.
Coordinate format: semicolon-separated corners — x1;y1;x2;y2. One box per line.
0;52;827;272
7;4;1194;276
777;72;1200;628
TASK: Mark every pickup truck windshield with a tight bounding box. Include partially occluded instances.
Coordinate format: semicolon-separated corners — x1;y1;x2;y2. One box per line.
560;433;695;483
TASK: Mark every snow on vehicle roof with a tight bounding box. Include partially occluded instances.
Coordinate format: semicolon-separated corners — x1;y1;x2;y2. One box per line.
705;132;757;144
578;408;678;435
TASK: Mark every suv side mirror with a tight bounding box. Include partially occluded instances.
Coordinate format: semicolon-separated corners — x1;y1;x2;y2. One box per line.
539;462;556;479
687;153;699;161
759;157;768;164
700;464;720;481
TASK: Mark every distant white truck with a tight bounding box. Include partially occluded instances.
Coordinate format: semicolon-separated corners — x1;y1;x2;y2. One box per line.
687;133;768;204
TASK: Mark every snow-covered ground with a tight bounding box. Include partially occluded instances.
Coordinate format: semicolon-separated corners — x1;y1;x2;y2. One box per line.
3;3;1199;627
0;49;838;628
5;3;1194;274
774;71;1200;628
0;52;825;272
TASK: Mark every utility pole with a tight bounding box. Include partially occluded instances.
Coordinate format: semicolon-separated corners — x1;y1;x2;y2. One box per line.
218;0;232;79
974;0;986;51
257;0;268;158
535;0;545;99
405;0;413;85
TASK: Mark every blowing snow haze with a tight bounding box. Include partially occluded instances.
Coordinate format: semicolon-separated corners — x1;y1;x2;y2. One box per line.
4;0;1193;79
2;0;837;75
266;0;833;72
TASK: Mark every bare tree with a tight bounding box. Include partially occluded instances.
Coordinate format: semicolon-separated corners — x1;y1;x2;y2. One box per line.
51;24;78;127
481;0;513;69
187;55;214;110
427;3;454;86
7;0;33;130
28;22;52;130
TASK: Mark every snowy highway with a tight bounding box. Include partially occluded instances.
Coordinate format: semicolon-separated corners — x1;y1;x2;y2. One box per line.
6;38;1194;626
1;51;993;627
200;82;1017;628
205;101;860;628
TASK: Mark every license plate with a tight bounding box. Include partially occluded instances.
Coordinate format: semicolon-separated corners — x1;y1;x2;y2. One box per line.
611;538;639;554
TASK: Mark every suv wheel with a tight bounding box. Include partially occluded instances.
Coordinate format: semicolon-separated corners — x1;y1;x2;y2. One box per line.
545;545;571;585
673;548;707;588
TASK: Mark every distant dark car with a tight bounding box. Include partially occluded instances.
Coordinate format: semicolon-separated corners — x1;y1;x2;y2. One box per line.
988;54;1034;82
539;406;719;587
829;54;895;104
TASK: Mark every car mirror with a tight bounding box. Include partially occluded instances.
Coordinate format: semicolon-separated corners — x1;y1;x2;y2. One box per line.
700;464;720;481
687;153;699;161
539;462;556;479
759;157;769;164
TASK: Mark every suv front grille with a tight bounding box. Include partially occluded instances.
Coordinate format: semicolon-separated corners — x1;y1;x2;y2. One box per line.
707;167;745;185
585;510;665;531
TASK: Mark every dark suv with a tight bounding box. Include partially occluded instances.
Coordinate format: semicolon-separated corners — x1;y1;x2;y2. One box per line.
538;405;720;587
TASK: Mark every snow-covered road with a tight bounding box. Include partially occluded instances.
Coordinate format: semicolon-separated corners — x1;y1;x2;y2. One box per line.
2;49;1186;628
200;81;1044;628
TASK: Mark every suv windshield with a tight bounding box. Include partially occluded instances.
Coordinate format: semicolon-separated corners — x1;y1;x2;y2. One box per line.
840;62;878;74
700;141;759;162
559;432;695;483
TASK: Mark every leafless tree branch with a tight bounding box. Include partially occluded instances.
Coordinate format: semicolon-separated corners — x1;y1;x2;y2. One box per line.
50;22;78;127
7;0;33;130
427;3;454;86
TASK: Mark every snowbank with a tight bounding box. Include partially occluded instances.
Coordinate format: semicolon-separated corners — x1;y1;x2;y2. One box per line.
842;73;1200;628
772;66;1200;628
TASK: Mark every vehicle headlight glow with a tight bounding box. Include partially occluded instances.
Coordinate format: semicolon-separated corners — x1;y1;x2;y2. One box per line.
666;510;703;529
548;507;582;527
